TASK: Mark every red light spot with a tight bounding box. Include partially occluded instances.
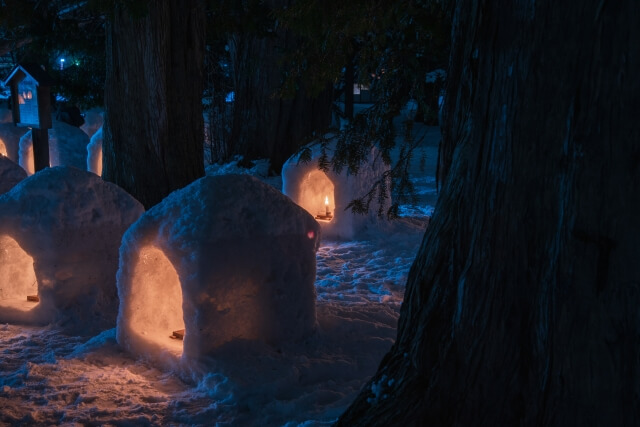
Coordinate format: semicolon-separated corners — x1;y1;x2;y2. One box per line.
307;230;315;239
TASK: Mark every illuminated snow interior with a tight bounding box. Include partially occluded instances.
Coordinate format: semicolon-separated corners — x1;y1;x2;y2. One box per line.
0;235;38;312
0;138;7;156
129;245;184;356
299;170;335;221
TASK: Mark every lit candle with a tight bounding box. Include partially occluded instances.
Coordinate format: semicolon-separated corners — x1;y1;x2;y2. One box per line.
325;196;330;216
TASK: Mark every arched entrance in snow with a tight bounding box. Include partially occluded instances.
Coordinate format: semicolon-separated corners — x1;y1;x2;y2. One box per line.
299;170;335;222
0;235;38;312
129;245;184;356
0;138;7;157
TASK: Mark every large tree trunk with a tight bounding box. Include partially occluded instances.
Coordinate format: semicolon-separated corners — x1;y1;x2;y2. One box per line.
103;1;205;209
227;0;333;174
338;1;640;425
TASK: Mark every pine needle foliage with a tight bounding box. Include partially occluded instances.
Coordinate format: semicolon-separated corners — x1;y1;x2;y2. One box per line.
279;0;451;217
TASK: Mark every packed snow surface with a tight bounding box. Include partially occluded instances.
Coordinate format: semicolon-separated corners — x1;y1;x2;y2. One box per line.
0;124;439;425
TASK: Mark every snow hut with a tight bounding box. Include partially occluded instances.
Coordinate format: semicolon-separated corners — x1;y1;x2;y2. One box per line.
116;174;320;364
282;134;391;239
0;167;144;333
0;155;27;195
19;119;90;175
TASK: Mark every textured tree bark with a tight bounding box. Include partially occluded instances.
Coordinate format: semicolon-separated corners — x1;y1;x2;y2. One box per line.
227;0;333;174
338;1;640;425
103;1;205;209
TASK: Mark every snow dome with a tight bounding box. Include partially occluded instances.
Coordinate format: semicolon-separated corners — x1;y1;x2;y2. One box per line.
0;122;29;162
0;155;27;195
282;134;391;239
0;167;144;333
116;174;321;365
87;126;102;175
19;119;90;175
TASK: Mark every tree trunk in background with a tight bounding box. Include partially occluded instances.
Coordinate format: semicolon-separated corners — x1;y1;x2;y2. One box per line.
103;1;205;209
227;0;333;174
338;1;640;425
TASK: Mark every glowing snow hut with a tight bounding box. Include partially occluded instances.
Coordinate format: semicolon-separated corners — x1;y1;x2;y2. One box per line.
116;174;321;364
0;167;144;333
19;120;90;175
282;134;391;239
0;155;27;195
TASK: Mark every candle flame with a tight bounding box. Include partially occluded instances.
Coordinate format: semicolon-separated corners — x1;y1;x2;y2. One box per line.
325;196;329;205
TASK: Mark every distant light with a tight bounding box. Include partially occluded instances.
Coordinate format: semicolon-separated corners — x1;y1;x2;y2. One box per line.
307;230;315;239
225;92;235;103
59;58;65;70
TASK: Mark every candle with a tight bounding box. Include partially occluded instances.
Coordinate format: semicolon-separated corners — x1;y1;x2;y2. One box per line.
325;196;330;216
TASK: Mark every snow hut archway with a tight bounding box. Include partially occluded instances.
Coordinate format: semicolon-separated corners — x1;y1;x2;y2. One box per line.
0;235;38;312
299;170;335;222
0;139;7;157
129;245;184;356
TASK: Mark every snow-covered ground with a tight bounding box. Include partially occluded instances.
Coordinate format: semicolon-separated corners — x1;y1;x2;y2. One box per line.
0;124;439;426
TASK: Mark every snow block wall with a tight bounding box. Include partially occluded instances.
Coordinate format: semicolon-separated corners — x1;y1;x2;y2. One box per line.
116;174;321;365
0;156;27;195
0;167;144;334
87;126;103;176
0;122;29;162
19;120;90;175
282;134;391;239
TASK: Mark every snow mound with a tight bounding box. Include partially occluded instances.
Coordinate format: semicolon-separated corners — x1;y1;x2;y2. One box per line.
0;167;144;334
116;174;321;367
282;134;391;239
19;120;90;175
0;122;29;162
0;155;27;195
87;126;103;175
